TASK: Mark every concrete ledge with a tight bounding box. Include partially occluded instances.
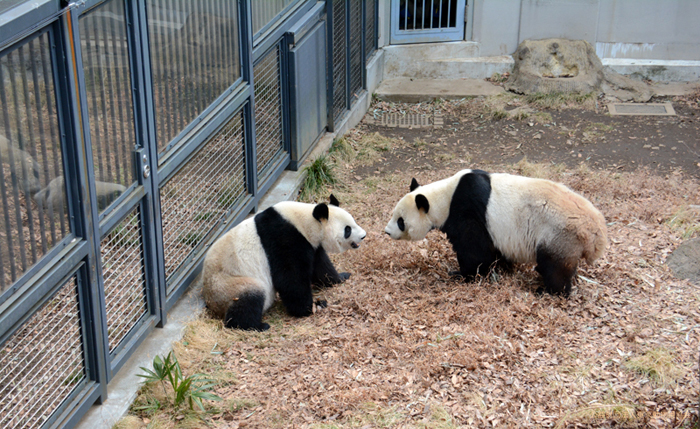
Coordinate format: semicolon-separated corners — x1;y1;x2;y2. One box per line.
375;77;505;103
603;58;700;82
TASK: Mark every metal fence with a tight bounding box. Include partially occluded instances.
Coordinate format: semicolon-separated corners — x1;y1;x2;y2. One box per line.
0;1;377;428
329;0;378;129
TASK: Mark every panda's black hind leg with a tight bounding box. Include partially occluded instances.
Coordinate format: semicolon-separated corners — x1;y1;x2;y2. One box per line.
224;291;269;331
535;247;577;298
312;246;349;288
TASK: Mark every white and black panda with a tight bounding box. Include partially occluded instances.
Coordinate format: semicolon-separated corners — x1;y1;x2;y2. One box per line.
202;195;366;330
384;169;607;297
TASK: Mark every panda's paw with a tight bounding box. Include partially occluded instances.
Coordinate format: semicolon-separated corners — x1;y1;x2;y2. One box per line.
339;272;351;282
257;323;271;331
314;299;328;309
448;270;464;279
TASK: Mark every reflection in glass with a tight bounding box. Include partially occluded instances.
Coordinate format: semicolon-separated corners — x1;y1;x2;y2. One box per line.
79;0;135;215
0;31;69;294
147;0;240;153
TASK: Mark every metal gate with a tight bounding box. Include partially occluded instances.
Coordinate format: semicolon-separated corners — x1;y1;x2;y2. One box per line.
391;0;466;44
0;0;377;427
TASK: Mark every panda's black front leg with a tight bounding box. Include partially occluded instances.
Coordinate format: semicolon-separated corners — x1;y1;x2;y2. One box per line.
311;246;350;288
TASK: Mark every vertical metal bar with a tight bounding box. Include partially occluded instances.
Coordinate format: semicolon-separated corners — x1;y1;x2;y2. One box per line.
0;65;17;282
191;1;202;114
171;0;184;133
201;0;212;110
8;51;29;272
447;0;452;28
345;0;351;110
213;0;223;97
182;0;195;121
96;17;113;184
18;45;39;263
39;34;64;239
150;1;164;154
109;5;127;185
85;23;105;182
101;11;116;184
29;38;49;254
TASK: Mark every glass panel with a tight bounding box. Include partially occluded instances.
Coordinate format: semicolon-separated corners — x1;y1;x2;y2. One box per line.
160;110;246;291
253;44;285;186
147;0;241;153
101;207;147;353
79;0;135;215
0;32;70;294
0;275;85;429
251;0;299;35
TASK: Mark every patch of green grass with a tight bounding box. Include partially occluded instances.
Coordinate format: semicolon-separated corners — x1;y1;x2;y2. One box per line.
525;91;595;109
362;178;378;194
434;153;455;164
299;154;336;201
554;403;639;429
329;136;355;161
665;206;700;239
356;132;393;164
412;137;428;149
625;348;685;387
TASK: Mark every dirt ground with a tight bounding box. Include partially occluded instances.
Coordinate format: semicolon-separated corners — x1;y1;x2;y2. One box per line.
125;90;700;429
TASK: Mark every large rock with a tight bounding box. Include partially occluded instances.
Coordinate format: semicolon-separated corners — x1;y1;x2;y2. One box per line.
505;38;653;102
667;238;700;285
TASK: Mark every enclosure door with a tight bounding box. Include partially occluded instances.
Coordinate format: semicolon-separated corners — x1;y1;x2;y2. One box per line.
390;0;466;44
77;0;161;380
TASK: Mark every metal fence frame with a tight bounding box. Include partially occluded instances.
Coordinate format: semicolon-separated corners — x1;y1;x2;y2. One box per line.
0;1;377;427
327;0;378;131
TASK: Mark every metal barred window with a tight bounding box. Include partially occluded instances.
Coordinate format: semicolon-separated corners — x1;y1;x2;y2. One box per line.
366;0;377;58
101;207;147;353
0;31;70;295
253;44;285;187
349;0;363;101
0;276;85;429
79;0;136;215
160;111;247;290
332;0;347;123
147;0;241;154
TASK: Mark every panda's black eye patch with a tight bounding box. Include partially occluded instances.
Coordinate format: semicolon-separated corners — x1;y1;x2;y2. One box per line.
344;225;351;239
397;217;405;232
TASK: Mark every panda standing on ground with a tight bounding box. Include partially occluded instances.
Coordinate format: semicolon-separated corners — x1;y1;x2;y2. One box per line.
202;195;366;331
384;169;607;297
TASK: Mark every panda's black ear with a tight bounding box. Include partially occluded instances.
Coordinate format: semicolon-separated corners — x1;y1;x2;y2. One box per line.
329;194;340;207
415;194;430;214
313;203;329;222
410;178;420;192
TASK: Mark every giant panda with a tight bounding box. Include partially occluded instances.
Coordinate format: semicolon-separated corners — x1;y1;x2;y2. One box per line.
384;169;607;297
202;195;366;330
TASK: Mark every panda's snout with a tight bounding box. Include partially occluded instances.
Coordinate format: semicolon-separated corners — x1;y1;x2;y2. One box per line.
351;232;366;249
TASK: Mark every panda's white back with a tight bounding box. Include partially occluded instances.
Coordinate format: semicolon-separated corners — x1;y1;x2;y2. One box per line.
204;217;276;311
486;173;572;264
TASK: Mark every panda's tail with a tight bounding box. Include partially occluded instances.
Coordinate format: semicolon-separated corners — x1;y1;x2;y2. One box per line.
224;291;269;331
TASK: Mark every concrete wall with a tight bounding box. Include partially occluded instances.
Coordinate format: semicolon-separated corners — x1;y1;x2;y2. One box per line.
471;0;700;61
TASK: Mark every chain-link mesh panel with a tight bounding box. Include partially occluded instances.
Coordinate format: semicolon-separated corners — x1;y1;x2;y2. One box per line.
101;207;147;352
332;0;347;123
79;0;136;214
254;44;285;187
0;276;85;428
349;0;363;101
160;111;246;288
147;0;241;154
365;0;377;58
0;32;70;295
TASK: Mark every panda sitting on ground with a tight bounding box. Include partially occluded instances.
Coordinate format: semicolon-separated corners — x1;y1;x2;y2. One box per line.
384;169;607;297
202;195;366;330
